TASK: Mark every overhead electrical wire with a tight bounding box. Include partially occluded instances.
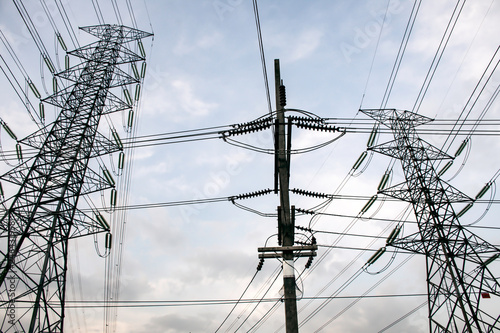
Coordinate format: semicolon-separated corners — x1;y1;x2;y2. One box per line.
0;30;44;127
412;0;467;113
252;0;272;115
104;7;155;330
110;0;124;25
233;270;281;332
439;46;500;155
36;293;429;309
224;266;283;332
377;300;428;332
435;0;496;118
213;269;261;333
12;0;56;75
359;0;391;109
91;0;105;25
311;255;416;332
2;117;500;162
125;0;138;29
53;0;80;49
379;0;422;109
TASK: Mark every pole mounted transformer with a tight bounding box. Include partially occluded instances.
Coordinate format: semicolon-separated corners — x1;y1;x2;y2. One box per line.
362;108;500;333
0;24;152;332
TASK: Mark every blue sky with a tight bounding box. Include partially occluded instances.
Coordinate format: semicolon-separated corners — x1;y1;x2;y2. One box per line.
1;0;500;332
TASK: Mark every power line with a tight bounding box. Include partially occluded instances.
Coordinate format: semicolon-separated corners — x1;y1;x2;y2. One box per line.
252;0;272;115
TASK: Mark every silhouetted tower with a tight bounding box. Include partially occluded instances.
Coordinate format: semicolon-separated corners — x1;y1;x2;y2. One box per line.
362;108;500;332
0;24;152;332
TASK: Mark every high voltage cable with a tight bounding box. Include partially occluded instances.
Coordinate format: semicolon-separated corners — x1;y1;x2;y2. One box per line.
439;46;500;155
252;0;272;115
91;0;105;25
53;0;80;49
2;118;500;156
3;120;500;161
233;271;281;332
76;197;500;213
310;211;500;230
224;266;283;332
33;293;427;309
12;0;55;75
377;300;428;332
247;301;281;332
412;0;467;113
214;270;260;333
380;0;422;109
311;255;416;332
359;0;391;109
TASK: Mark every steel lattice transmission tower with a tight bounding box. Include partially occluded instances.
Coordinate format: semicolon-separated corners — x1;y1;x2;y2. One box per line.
362;108;500;332
0;24;152;332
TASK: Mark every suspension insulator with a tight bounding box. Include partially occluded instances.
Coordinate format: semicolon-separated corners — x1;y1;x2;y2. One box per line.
257;258;264;271
291;188;329;199
138;40;146;58
16;143;23;162
141;62;147;78
0;181;4;197
57;33;67;51
53;77;58;93
65;55;70;70
105;232;112;249
110;189;117;207
112;129;123;149
237;188;273;200
127;110;134;128
39;102;45;121
377;171;391;191
455;139;468;157
386;225;401;245
2;122;17;141
102;167;115;187
96;212;110;231
118;152;125;170
295;207;315;215
131;63;140;80
279;84;286;107
367;127;378;147
360;195;377;214
28;80;41;99
438;160;453;177
352;151;367;170
367;247;386;265
475;182;492;200
456;203;473;218
124;88;133;105
44;55;55;74
135;84;141;101
305;256;314;269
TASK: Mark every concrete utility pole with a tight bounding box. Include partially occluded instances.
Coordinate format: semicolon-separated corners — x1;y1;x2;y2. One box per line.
274;58;298;333
256;59;318;332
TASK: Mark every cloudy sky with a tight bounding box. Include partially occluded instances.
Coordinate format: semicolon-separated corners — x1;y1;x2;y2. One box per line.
1;0;500;332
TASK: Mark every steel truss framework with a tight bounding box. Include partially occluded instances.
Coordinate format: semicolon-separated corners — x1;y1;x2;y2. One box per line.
362;108;500;333
0;24;151;332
